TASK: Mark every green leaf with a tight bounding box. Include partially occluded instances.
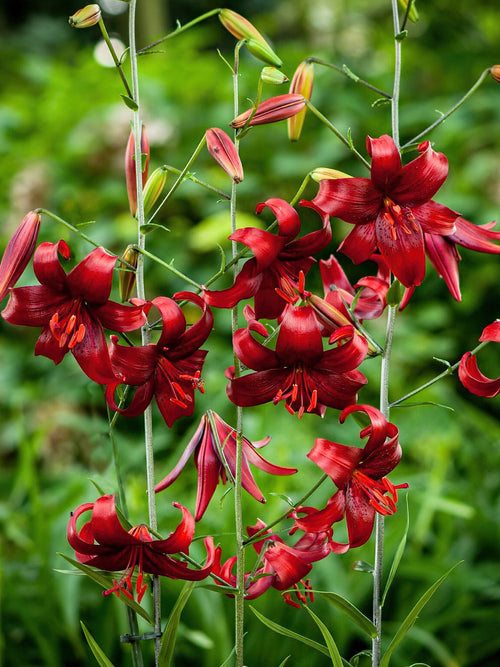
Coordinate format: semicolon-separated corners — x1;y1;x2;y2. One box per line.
386;279;404;306
120;94;139;111
381;494;409;607
371;97;392;108
317;591;377;638
379;561;463;667
249;605;329;657
140;223;170;234
80;621;115;667
58;553;153;624
158;581;196;667
277;657;291;667
303;605;343;667
352;560;374;574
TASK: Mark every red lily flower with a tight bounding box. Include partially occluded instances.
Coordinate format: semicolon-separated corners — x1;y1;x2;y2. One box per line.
67;494;215;602
459;320;500;397
203;198;331;320
227;302;368;417
105;292;213;427
312;134;459;288
212;519;332;605
291;405;407;548
0;211;40;301
1;240;147;384
155;410;297;520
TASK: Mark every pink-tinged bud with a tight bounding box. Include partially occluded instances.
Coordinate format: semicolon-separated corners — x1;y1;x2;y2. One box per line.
490;65;500;83
68;4;101;28
206;128;244;183
261;67;288;85
125;126;150;216
218;9;282;67
287;61;314;141
143;167;168;215
118;245;139;302
0;211;41;301
230;94;306;129
311;167;353;182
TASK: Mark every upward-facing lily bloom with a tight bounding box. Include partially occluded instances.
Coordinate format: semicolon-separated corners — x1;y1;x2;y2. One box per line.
203;198;331;320
1;240;147;384
68;494;215;602
291;405;407;548
459;320;500;397
227;302;368;418
105;292;213;427
155;410;297;520
312;134;459;288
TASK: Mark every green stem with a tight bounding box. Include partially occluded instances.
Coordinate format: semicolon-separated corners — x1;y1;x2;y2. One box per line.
132;246;202;289
401;68;492;149
137;8;222;54
98;16;133;99
129;1;161;663
155;165;231;202
390;340;489;407
306;102;371;169
231;44;245;667
307;57;392;99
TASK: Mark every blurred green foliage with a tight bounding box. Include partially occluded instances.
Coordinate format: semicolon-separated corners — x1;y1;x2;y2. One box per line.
1;1;499;666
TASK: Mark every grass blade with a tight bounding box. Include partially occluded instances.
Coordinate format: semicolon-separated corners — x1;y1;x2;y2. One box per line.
303;605;343;667
80;621;115;667
158;581;196;667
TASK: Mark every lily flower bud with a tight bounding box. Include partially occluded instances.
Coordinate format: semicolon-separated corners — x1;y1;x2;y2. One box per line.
311;168;353;182
287;61;314;141
490;65;500;83
0;211;41;301
68;4;101;28
230;94;306;129
260;67;288;85
143;167;168;216
397;0;419;22
206;128;244;183
118;245;139;302
219;9;282;67
125;126;150;217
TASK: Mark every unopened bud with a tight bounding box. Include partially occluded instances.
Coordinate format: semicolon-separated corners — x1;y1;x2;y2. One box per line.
0;211;41;301
288;61;314;141
490;65;500;83
206;128;244;183
261;67;288;85
125;126;150;217
231;94;306;129
397;0;419;22
69;4;101;28
219;9;282;67
143;167;168;216
311;168;353;182
118;245;139;302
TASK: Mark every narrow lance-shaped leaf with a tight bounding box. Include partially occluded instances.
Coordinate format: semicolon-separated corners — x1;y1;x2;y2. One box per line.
316;591;377;638
381;494;409;607
303;605;343;667
158;581;196;667
80;621;115;667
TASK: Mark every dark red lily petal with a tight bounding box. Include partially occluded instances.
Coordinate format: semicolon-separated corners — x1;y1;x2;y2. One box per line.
276;304;324;368
449;217;500;252
227;368;291;407
150;503;195;554
155;351;208;427
203;259;263;310
70;308;117;384
375;209;425;287
411;200;458;236
170;292;214;357
230;227;286;272
264;542;313;591
459;352;500;397
256;198;302;240
367;134;402;192
33;240;70;290
2;285;68;327
345;480;377;547
94;299;149;333
67;502;109;557
424;232;461;301
313;177;381;224
284;201;332;259
108;335;158;385
480;320;500;342
291;492;346;536
326;326;369;371
338;224;378;265
232;327;280;371
308;439;363;489
390;140;449;207
66;247;117;304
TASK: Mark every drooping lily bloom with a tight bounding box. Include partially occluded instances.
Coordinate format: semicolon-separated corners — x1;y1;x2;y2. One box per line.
459;320;500;397
155;410;297;520
312;134;459;288
227;302;368;418
0;210;40;301
105;292;213;427
203;198;331;320
291;404;407;548
68;494;215;602
212;519;332;606
1;240;147;384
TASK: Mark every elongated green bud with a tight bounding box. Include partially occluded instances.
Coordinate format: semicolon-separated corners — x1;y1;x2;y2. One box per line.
118;245;139;302
311;167;352;182
143;167;168;216
397;0;419;22
287;60;314;141
219;9;282;67
261;67;288;85
69;4;101;28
